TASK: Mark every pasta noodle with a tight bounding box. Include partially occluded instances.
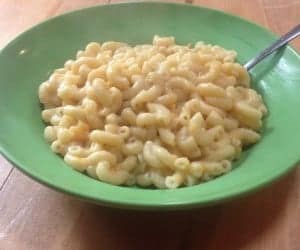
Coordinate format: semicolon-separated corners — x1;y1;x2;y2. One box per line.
39;35;267;189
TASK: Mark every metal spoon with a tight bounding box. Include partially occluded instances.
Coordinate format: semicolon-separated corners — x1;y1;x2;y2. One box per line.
244;24;300;71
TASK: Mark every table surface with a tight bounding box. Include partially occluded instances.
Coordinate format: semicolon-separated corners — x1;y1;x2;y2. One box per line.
0;1;299;249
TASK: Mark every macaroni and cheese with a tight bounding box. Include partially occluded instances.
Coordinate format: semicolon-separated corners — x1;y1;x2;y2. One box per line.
39;36;267;189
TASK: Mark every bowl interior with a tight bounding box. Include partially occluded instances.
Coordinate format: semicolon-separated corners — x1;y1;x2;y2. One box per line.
0;2;300;209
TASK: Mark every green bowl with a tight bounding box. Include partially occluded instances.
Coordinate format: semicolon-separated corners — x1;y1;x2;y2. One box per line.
0;2;299;210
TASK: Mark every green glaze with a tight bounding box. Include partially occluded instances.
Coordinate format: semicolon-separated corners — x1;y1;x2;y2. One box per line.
0;2;299;210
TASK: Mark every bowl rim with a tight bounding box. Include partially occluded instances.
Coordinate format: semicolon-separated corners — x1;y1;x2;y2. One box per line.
0;1;299;210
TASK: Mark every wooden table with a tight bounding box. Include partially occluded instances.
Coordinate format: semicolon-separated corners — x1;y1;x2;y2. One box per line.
0;1;299;249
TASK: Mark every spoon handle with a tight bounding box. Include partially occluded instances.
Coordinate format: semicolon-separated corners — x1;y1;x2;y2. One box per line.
244;24;300;71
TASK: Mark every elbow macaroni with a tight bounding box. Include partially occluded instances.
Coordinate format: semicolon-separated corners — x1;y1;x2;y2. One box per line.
39;35;267;189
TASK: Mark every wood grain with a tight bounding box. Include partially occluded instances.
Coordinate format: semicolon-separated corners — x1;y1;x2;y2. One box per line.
194;0;269;26
0;157;13;190
0;1;299;250
262;0;300;49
